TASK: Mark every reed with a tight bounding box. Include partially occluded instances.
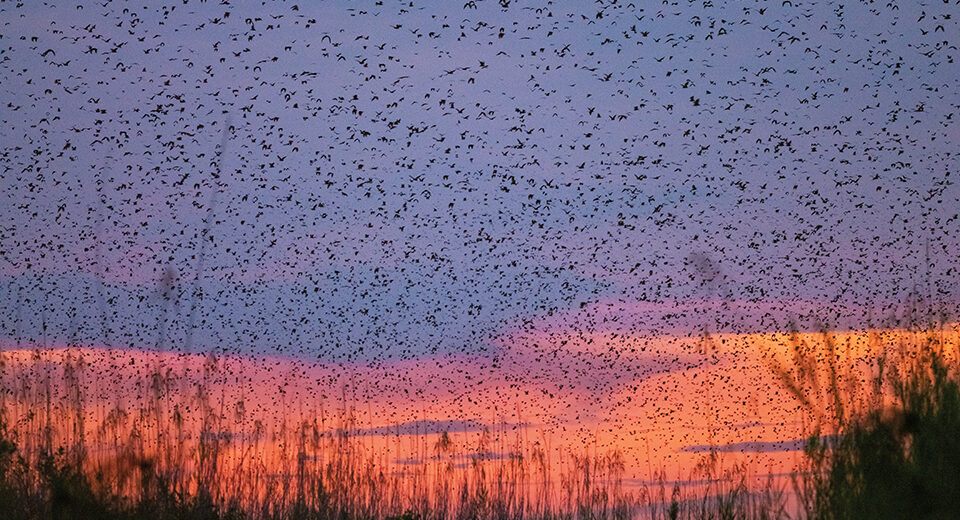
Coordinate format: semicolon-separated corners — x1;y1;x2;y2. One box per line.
0;308;956;519
0;346;634;519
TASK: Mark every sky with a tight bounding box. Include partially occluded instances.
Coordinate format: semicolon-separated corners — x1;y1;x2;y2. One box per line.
1;0;959;362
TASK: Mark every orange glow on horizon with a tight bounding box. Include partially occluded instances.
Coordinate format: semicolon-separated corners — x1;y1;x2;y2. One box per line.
0;324;956;507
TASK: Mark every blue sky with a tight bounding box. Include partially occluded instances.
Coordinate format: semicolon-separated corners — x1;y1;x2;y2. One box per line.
1;0;958;360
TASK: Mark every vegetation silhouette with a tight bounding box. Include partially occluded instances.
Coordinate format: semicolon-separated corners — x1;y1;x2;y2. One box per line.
0;312;957;519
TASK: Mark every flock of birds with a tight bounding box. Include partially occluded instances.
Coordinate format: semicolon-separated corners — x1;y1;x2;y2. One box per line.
0;0;959;447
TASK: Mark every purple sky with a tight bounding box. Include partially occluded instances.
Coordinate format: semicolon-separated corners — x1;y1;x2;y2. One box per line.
1;1;958;360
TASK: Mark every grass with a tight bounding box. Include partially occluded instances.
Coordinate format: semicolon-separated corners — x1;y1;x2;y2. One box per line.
0;314;957;519
0;345;642;520
786;324;960;520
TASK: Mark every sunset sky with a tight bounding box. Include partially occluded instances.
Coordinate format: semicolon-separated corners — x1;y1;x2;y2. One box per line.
1;0;958;456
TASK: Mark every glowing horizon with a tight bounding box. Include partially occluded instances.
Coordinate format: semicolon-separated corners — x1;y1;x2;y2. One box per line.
3;323;954;490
